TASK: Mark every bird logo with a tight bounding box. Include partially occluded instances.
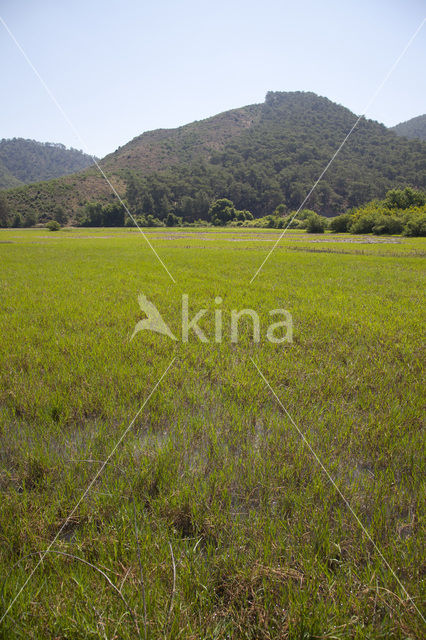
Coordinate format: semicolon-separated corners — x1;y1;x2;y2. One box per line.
131;293;177;341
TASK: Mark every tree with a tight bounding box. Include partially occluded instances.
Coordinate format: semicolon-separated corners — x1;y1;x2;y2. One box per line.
23;211;37;227
165;212;180;227
157;195;171;219
83;202;103;226
384;186;426;210
141;194;155;216
102;203;125;226
11;212;22;227
273;203;287;217
403;208;426;236
125;172;140;208
53;205;67;224
176;196;196;220
209;198;237;226
0;192;10;227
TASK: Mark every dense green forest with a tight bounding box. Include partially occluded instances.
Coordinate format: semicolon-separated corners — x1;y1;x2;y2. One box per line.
2;92;425;225
122;93;425;222
391;114;426;141
0;138;96;189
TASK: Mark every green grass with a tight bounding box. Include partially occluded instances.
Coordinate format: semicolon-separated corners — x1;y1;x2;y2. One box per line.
0;227;425;639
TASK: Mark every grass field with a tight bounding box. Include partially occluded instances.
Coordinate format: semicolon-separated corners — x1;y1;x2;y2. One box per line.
0;227;425;639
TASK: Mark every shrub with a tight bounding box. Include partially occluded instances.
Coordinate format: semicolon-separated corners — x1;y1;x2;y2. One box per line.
298;209;317;221
287;215;301;229
145;215;165;227
348;206;379;234
306;213;326;233
349;191;426;236
371;214;403;235
236;209;253;222
402;208;426;236
189;218;210;227
46;220;61;231
329;213;352;233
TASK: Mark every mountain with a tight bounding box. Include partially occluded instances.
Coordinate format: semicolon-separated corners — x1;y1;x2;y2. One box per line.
0;160;21;190
102;105;259;174
0;138;96;189
3;92;426;224
390;115;426;141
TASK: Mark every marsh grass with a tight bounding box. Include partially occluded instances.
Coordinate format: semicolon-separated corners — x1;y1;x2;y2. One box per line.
0;227;424;638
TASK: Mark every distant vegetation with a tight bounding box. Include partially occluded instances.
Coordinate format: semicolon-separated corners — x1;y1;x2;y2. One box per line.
391;114;426;141
330;187;426;237
0;138;96;189
46;219;61;231
247;188;426;236
2;92;425;224
3;185;426;237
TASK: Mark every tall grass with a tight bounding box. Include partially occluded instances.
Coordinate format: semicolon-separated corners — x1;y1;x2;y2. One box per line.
0;227;424;638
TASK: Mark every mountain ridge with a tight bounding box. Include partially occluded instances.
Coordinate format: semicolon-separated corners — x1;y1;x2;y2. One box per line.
101;104;260;173
0;138;97;189
2;92;425;223
391;114;426;141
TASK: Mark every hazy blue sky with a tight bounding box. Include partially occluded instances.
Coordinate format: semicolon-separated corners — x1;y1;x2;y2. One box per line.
1;0;425;157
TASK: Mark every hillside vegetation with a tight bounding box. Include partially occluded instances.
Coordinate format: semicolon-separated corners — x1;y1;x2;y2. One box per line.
2;92;426;224
0;138;96;189
391;114;426;141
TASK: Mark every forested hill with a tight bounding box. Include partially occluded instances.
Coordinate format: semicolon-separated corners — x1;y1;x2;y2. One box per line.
0;138;96;188
390;114;426;141
3;92;426;223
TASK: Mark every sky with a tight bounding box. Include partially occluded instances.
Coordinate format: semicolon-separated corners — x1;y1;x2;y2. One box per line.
0;0;425;158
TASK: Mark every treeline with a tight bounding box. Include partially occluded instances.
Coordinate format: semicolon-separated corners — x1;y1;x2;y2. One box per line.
2;187;425;237
76;198;253;228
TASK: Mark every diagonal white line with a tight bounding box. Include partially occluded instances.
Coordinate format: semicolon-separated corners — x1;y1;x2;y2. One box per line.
250;357;425;623
250;17;426;284
0;355;176;625
0;15;176;285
